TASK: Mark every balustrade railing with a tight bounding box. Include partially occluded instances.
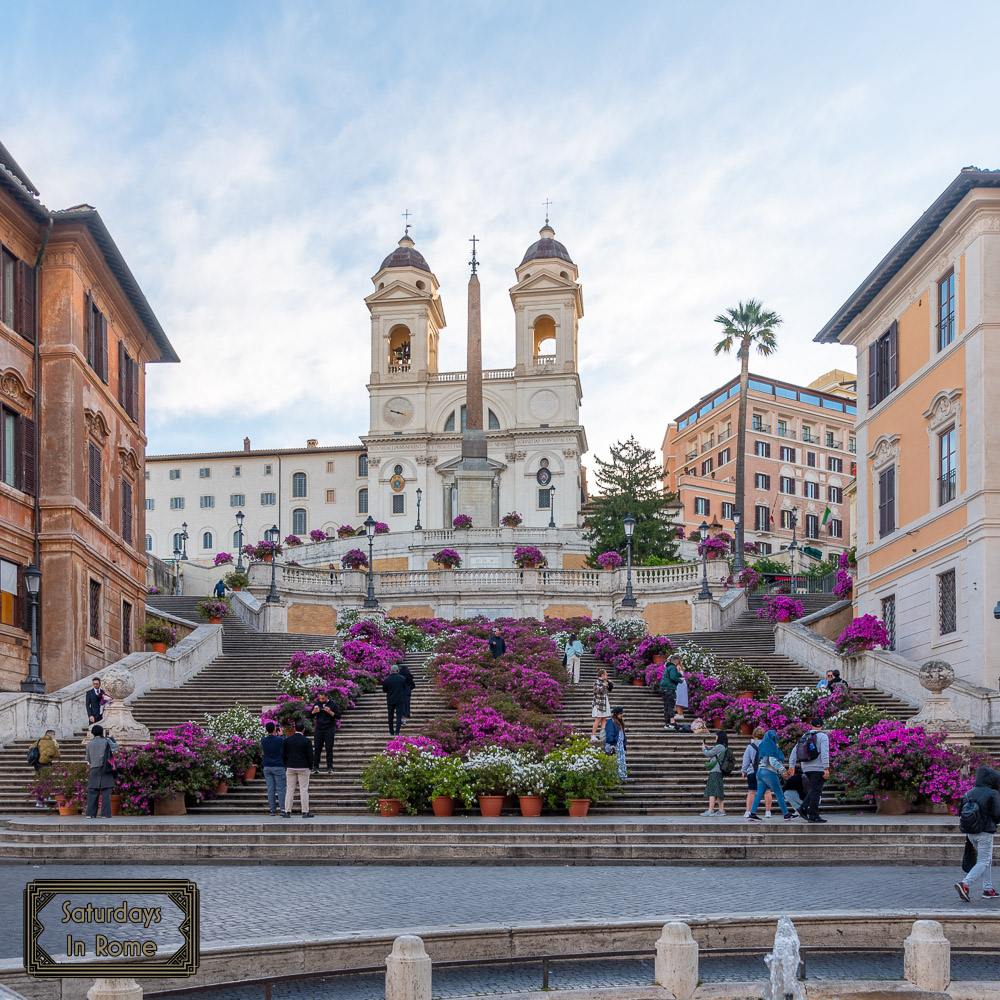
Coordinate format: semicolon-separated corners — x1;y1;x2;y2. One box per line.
533;355;556;367
428;368;516;382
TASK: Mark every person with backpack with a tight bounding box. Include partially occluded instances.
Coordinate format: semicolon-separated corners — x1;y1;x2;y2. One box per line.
27;730;61;807
604;706;628;781
956;766;1000;902
701;730;732;816
741;726;773;819
659;655;684;729
84;725;118;819
565;633;585;684
747;729;795;822
788;717;831;823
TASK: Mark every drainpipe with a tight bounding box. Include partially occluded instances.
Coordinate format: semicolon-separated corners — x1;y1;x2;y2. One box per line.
32;218;53;565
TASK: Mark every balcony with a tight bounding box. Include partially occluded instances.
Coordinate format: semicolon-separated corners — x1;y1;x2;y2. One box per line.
776;427;796;439
827;440;844;450
700;439;715;454
387;363;411;375
939;471;957;506
752;423;771;434
685;451;698;461
533;355;556;367
802;432;819;444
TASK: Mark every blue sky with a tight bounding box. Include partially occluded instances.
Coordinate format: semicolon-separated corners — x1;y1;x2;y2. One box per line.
4;1;1000;465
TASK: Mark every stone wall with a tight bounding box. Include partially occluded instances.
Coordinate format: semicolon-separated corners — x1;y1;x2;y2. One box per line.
287;603;338;635
643;600;692;633
387;605;436;619
544;604;593;620
802;599;853;640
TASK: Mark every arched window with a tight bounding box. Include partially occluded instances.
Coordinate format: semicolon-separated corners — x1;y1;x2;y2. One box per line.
388;325;411;368
202;531;214;550
358;454;368;477
145;534;152;552
488;409;500;430
292;508;307;534
233;530;241;549
444;411;456;432
533;315;556;357
446;405;500;431
358;488;368;514
291;472;307;498
172;532;183;553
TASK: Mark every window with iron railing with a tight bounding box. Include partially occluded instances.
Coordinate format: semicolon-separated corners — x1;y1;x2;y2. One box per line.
938;271;955;351
938;569;956;635
939;427;957;506
881;595;896;651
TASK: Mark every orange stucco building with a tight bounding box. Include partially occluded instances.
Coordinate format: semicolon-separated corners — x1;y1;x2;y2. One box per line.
0;141;178;692
816;167;1000;688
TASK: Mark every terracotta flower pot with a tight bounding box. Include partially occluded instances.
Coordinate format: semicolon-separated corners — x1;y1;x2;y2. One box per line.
209;617;222;625
652;654;667;665
567;798;591;818
151;641;167;654
631;678;644;687
502;794;519;810
740;722;753;736
215;781;228;796
713;716;725;730
153;792;187;816
518;794;543;818
262;554;273;563
232;586;243;592
242;764;257;782
477;795;505;818
431;795;454;817
56;798;78;816
110;794;122;817
739;690;754;699
876;791;913;816
378;798;403;817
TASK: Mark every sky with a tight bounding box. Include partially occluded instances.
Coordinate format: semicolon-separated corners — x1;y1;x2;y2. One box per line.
4;1;1000;467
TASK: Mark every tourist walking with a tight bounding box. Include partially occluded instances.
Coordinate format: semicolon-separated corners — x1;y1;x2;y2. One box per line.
742;726;773;819
747;729;795;822
213;578;226;600
488;627;506;659
382;664;408;737
310;691;340;774
565;633;585;684
28;730;60;807
260;722;286;816
398;661;417;726
701;730;729;816
604;706;628;781
590;668;613;741
659;655;684;729
84;725;117;819
674;666;689;721
788;717;831;823
955;765;1000;902
86;677;109;725
282;721;314;818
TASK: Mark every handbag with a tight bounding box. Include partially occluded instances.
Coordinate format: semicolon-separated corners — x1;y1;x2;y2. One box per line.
704;758;717;771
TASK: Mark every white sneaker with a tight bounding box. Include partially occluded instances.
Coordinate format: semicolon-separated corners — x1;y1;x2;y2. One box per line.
765;810;772;818
743;811;750;819
718;810;726;816
700;809;715;817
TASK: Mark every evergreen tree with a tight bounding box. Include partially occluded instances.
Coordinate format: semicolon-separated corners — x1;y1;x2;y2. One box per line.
583;436;680;567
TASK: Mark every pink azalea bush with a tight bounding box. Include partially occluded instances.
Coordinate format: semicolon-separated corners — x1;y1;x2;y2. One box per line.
596;551;623;570
836;614;891;655
432;548;461;568
697;531;732;559
342;548;369;570
453;514;473;529
309;529;328;542
514;545;547;568
501;512;523;527
284;534;302;546
337;524;356;538
374;521;390;534
243;540;282;560
756;594;805;623
213;552;234;566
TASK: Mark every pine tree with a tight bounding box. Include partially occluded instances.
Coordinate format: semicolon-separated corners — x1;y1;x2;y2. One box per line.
583;436;680;567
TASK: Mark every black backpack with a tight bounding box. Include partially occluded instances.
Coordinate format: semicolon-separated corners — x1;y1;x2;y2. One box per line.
959;795;984;835
719;747;736;777
26;743;40;766
797;730;821;762
748;743;760;774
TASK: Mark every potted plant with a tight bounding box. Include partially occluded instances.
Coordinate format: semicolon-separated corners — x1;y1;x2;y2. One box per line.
374;521;390;534
283;534;303;547
513;545;547;569
243;540;283;562
221;735;260;782
196;597;230;625
697;531;732;559
213;552;234;567
431;548;461;569
509;757;549;818
596;551;623;570
31;762;89;815
545;737;620;818
342;548;369;570
726;658;775;700
138;618;178;654
460;748;515;817
146;585;159;595
501;511;523;527
835;615;892;657
756;594;806;624
361;752;415;816
337;524;356;538
452;514;473;530
223;568;249;592
636;635;674;666
428;756;466;817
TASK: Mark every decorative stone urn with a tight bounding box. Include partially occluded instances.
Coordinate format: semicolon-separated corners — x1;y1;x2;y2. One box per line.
83;664;151;747
907;659;974;746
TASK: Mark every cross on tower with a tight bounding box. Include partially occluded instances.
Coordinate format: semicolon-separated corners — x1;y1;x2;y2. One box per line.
543;198;553;224
402;209;412;237
469;234;479;275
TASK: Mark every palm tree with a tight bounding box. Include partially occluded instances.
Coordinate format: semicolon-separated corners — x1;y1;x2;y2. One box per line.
713;300;783;572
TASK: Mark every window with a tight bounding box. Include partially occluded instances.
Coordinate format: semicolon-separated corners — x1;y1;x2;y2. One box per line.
828;518;843;538
88;442;102;517
805;514;819;539
778;509;791;529
489;409;501;430
802;426;815;443
84;294;109;383
358;455;368;477
538;488;551;509
1;405;34;493
758;542;773;555
752;416;763;430
200;495;215;508
172;532;184;553
804;481;819;500
938;569;957;635
0;558;19;627
0;246;35;340
391;494;405;515
169;497;184;510
394;464;403;476
878;467;896;537
779;476;795;495
868;321;899;408
169;469;180;480
358;488;368;513
202;531;213;550
263;464;273;476
849;437;856;454
232;531;241;548
145;534;152;552
825;431;834;447
755;505;770;531
754;441;770;458
755;473;770;490
199;467;211;479
261;492;276;506
120;478;133;545
230;493;245;506
777;419;788;436
827;456;843;473
938;271;955;351
0;248;14;329
233;465;241;477
701;458;713;476
722;501;734;520
292;472;308;498
694;497;709;516
718;447;730;465
326;489;336;503
145;469;150;480
326;461;335;474
292;508;307;534
779;446;796;463
122;600;132;655
881;595;896;650
1;407;14;487
145;498;154;511
939;426;957;505
117;341;139;421
88;579;101;640
806;452;816;468
828;486;843;504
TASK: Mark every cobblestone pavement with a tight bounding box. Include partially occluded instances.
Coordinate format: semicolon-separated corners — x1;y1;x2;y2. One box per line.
3;862;991;963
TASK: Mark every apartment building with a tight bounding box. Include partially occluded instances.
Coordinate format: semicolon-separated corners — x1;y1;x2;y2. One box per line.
816;167;1000;688
662;370;857;562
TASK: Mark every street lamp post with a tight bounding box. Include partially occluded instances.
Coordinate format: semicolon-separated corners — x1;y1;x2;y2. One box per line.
363;515;379;608
732;508;744;573
788;508;799;594
415;488;422;531
622;513;637;607
180;522;189;561
173;546;182;596
548;485;556;529
20;563;44;693
266;525;280;603
235;510;245;570
697;519;712;600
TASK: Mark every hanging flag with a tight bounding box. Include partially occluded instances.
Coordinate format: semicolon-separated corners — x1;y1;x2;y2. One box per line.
821;506;832;525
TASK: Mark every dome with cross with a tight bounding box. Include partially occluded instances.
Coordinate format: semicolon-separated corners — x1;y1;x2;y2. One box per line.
520;222;574;266
380;234;432;274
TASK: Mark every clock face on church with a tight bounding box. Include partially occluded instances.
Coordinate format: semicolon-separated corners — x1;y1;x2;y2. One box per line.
383;397;413;428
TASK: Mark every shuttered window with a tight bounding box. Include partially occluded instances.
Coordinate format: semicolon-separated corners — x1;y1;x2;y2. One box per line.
868;320;899;408
0;246;36;342
88;579;102;639
878;467;895;538
116;341;140;421
85;293;109;383
120;477;133;545
122;600;132;654
1;406;35;495
755;505;770;531
88;442;102;518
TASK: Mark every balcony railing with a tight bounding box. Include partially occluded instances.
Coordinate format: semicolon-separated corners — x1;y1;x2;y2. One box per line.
429;368;516;382
802;432;819;444
533;355;556;367
827;439;844;450
752;423;771;434
685;451;698;461
776;427;796;438
387;363;411;375
700;439;715;453
939;471;957;506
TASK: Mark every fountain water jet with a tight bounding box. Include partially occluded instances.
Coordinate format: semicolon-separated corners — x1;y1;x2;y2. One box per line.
764;916;805;1000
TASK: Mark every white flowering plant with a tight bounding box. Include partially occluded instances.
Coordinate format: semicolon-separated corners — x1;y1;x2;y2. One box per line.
543;735;620;807
202;704;266;743
508;758;549;796
460;747;519;797
272;669;325;701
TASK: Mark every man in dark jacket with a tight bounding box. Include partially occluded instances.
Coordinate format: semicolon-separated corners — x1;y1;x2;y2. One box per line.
488;628;506;659
260;722;286;816
310;692;340;774
956;765;1000;901
398;662;417;726
382;665;408;736
86;678;107;724
282;721;314;818
658;656;683;728
84;725;116;818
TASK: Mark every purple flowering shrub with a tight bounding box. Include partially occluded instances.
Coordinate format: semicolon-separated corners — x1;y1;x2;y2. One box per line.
213;552;234;566
501;511;523;527
596;551;623;570
337;524;356;538
342;548;369;570
243;540;282;560
432;548;462;568
452;514;473;529
756;594;805;623
833;568;854;600
635;635;675;665
284;534;302;546
374;521;390;534
697;531;732;559
309;529;329;542
513;545;547;568
835;615;891;655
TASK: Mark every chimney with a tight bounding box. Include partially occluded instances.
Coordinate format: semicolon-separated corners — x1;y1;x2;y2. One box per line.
243;437;251;453
307;439;319;449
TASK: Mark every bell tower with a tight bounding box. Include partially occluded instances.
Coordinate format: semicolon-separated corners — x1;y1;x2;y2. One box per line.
509;220;583;376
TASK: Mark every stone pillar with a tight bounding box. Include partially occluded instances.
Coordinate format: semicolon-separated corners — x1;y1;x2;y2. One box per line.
903;919;950;992
385;934;431;1000
691;598;721;631
907;661;975;745
654;921;698;1000
87;979;143;1000
613;603;646;625
261;600;288;633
